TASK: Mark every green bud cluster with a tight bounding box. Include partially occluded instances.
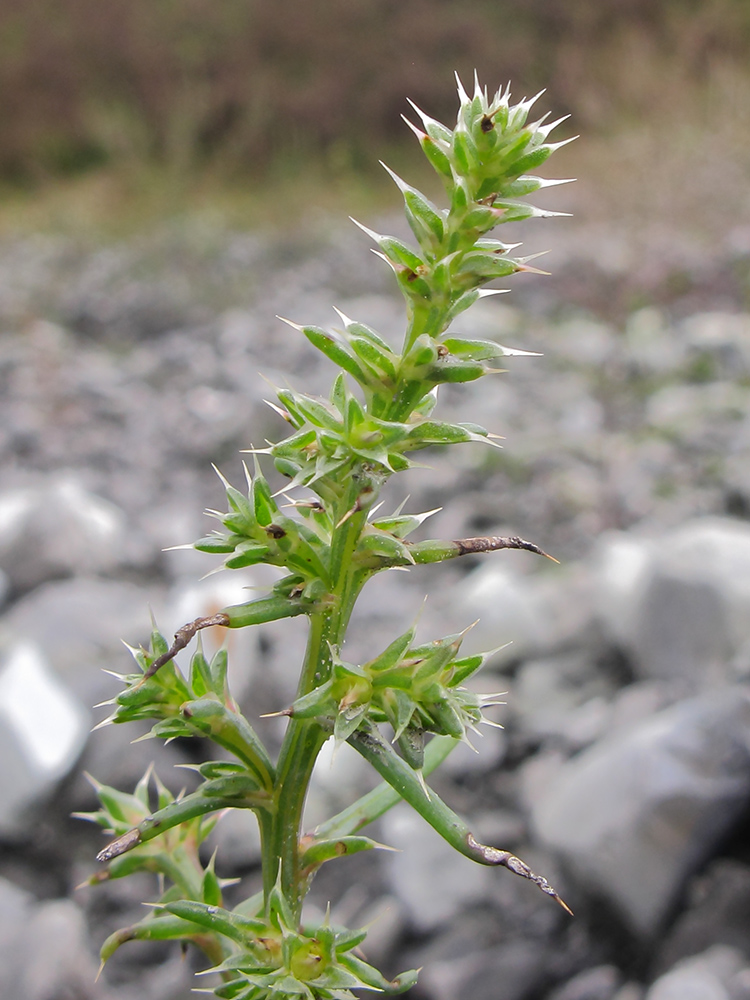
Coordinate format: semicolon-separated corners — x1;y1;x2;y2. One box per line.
157;878;417;999
289;624;502;767
98;630;275;793
359;72;574;351
77;768;228;904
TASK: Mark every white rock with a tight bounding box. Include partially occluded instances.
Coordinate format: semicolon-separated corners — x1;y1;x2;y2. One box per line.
0;642;89;834
1;576;152;705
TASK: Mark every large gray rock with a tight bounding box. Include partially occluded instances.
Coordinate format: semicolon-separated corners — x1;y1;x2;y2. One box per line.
511;651;615;749
655;859;750;972
0;877;35;996
418;940;550;1000
594;519;750;689
12;898;101;1000
531;687;750;936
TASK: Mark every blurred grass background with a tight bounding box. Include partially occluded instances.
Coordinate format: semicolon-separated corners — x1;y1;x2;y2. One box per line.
0;0;748;241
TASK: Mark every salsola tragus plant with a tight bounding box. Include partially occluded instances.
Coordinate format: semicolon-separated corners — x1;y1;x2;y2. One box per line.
79;73;574;999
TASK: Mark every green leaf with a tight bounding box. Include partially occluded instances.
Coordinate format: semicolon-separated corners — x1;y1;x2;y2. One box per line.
299;835;385;871
302;326;370;385
224;541;270;569
194;534;238;554
161;899;266;944
100;913;212;964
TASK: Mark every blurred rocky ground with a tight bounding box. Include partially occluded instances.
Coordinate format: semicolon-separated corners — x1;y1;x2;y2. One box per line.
1;213;750;1000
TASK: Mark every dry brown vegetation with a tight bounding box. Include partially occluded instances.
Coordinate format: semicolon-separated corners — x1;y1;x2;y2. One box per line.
1;0;748;180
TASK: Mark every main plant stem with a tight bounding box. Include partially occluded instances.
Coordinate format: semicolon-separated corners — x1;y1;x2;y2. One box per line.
266;483;370;921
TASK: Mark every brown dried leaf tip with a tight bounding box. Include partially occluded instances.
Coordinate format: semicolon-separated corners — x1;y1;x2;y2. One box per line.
140;612;230;681
466;834;573;915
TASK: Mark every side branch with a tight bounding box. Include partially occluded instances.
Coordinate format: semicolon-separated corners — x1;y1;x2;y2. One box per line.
142;613;230;680
453;535;558;561
465;834;573;914
349;725;571;914
407;534;559;566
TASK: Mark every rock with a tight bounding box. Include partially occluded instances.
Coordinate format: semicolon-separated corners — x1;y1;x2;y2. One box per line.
645;945;745;1000
206;807;262;871
548;965;622;1000
13;898;101;1000
456;561;598;669
624;308;684;375
0;642;89;835
453;564;545;667
0;879;109;1000
352;894;409;970
419;940;550;1000
729;968;750;1000
1;577;154;706
0;877;35;996
655;860;750;972
531;687;750;936
612;987;645;1000
518;750;569;813
439;724;507;776
680;312;750;381
0;476;131;594
304;737;380;832
511;651;615;748
381;802;491;932
593;520;750;690
592;532;653;651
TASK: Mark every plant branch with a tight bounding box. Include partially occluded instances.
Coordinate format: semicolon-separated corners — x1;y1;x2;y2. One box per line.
409;533;559;565
349;724;572;914
96;778;272;862
312;734;458;841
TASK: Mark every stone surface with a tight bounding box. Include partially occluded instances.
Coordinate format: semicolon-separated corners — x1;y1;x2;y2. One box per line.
655;860;750;972
645;945;745;1000
531;687;750;935
381;802;492;932
548;965;622;1000
0;477;132;594
0;221;749;997
14;898;101;1000
511;651;615;748
1;576;153;704
593;519;750;690
0;641;89;835
0;878;35;996
419;940;550;1000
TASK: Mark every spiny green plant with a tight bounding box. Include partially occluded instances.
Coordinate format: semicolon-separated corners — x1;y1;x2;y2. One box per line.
79;72;575;999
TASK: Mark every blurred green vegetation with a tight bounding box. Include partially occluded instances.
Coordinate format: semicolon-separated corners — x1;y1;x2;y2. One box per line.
1;0;749;235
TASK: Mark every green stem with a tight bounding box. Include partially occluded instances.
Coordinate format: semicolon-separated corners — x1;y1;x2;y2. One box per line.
349;724;571;913
312;735;458;840
267;483;372;920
